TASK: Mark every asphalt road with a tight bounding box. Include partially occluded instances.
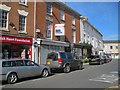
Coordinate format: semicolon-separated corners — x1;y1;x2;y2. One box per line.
2;59;119;88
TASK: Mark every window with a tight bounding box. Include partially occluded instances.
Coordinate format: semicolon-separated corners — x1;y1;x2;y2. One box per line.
16;60;24;66
2;61;16;67
47;52;58;61
19;0;27;5
110;46;113;49
46;3;52;15
72;29;76;43
60;10;65;20
46;20;52;39
72;16;75;25
0;10;8;29
24;60;38;66
66;53;73;59
19;15;26;32
60;52;66;59
116;46;118;49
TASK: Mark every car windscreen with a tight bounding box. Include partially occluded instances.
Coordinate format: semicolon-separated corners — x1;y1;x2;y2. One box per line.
47;52;58;61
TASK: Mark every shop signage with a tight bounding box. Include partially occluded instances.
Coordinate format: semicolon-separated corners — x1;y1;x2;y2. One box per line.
55;24;65;36
0;35;32;45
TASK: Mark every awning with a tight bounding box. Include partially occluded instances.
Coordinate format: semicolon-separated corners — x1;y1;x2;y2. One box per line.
37;38;69;47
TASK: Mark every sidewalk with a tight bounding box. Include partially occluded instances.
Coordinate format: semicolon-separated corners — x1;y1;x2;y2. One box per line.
83;62;89;66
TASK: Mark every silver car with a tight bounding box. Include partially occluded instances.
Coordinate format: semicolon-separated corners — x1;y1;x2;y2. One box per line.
0;59;51;84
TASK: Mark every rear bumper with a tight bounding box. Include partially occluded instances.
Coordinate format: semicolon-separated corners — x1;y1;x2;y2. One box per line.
0;75;7;81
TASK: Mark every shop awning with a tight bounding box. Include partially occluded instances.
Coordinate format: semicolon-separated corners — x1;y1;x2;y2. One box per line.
37;39;69;47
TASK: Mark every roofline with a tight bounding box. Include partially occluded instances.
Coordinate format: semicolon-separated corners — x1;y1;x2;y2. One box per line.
54;2;82;17
103;40;120;43
84;20;103;37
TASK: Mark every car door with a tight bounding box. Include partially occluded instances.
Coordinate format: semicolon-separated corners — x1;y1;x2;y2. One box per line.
25;60;42;77
15;60;30;78
66;53;77;68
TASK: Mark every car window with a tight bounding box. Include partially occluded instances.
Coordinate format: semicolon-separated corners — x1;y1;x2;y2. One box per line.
47;52;58;61
2;61;16;67
60;52;66;59
24;60;39;66
16;60;24;66
66;53;73;59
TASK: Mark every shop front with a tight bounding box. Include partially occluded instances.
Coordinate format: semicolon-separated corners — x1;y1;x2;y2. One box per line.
0;35;32;60
36;39;69;65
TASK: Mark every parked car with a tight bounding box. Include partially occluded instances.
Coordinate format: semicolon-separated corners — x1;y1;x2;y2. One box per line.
89;55;104;65
46;52;83;73
106;54;112;62
0;59;51;84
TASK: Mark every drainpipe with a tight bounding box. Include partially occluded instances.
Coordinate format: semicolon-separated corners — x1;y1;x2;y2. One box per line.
33;0;37;62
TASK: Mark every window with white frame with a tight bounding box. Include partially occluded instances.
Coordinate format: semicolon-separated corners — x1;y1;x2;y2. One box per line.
72;16;75;25
19;0;27;5
0;10;8;29
19;15;26;32
46;20;52;39
46;3;52;15
60;10;65;20
72;29;76;43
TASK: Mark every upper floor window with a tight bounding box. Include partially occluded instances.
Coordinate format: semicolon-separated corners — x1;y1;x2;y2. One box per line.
46;20;53;39
116;46;118;49
0;10;8;29
46;3;52;15
19;15;26;32
60;10;65;20
72;29;76;43
19;0;27;5
72;16;75;25
110;46;113;49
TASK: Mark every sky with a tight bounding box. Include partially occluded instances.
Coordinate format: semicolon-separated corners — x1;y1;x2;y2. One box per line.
64;2;118;40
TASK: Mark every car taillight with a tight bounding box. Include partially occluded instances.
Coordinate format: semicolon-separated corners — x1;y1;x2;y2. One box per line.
58;58;62;64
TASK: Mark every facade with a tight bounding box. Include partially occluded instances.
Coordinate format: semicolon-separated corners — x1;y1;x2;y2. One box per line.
0;1;35;60
35;2;81;64
80;16;104;57
103;40;120;59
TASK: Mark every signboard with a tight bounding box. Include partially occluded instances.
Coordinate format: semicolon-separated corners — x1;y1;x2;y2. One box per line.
55;24;65;36
0;35;32;45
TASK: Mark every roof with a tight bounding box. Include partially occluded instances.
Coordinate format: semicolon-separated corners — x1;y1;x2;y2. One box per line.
84;20;103;37
54;2;82;17
103;40;120;43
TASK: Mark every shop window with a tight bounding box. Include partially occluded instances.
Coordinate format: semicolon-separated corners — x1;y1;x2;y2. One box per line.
46;3;52;15
46;20;52;39
19;15;26;32
0;10;8;30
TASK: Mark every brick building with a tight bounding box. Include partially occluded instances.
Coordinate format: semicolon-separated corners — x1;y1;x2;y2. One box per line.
35;2;81;64
0;1;35;60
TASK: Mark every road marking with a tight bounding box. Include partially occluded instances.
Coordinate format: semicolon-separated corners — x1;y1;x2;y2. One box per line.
89;71;118;84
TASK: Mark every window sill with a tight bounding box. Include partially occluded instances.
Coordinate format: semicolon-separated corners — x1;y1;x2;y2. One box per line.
18;31;27;34
47;13;53;17
19;3;28;7
0;28;9;32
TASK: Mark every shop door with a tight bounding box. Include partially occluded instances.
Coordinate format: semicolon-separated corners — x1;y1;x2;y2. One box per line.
40;46;48;65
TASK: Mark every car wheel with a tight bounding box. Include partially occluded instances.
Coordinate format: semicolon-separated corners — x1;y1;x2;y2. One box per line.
64;65;70;73
41;69;49;77
7;73;18;84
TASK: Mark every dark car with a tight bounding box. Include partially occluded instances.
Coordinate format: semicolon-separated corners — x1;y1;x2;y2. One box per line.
89;55;104;65
46;52;83;73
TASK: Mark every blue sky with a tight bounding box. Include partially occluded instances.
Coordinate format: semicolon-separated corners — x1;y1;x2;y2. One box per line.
66;2;118;40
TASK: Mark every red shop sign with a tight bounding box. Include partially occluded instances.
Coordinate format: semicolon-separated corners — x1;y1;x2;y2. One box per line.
0;35;32;45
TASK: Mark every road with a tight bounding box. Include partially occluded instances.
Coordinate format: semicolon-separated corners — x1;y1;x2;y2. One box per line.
1;59;119;88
